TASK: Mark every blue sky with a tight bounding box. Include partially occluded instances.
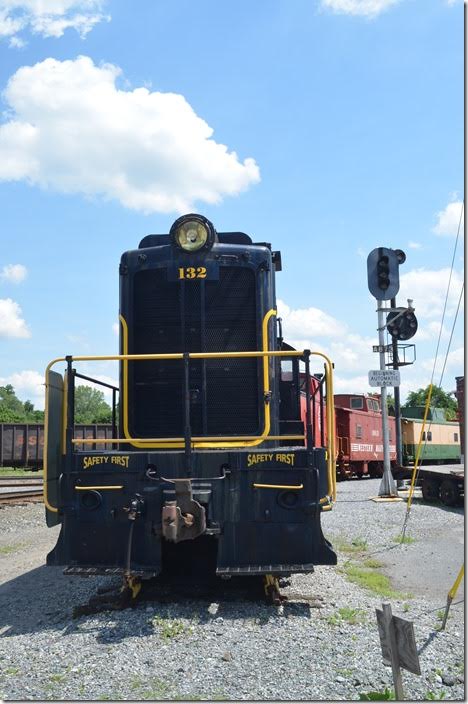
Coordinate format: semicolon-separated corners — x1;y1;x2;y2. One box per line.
0;0;464;410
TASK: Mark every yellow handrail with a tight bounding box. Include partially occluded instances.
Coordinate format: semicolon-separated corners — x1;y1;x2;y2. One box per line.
72;434;305;445
44;342;337;509
253;483;304;490
309;351;337;502
120;310;280;449
75;485;124;491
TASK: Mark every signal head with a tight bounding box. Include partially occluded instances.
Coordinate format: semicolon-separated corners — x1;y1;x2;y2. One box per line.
367;247;401;300
386;308;418;341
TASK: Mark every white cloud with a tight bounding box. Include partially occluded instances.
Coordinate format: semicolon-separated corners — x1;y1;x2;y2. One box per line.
334;374;373;395
0;263;27;283
76;372;118;406
408;241;422;250
0;1;109;45
399;267;464;320
278;299;379;378
433;199;464;237
0;56;260;213
277;298;343;339
421;346;464;376
415;320;450;342
329;333;376;372
9;34;25;48
320;0;400;18
0;297;30;337
112;322;119;336
0;369;44;407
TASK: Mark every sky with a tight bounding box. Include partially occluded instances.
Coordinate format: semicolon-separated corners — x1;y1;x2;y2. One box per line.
0;0;464;412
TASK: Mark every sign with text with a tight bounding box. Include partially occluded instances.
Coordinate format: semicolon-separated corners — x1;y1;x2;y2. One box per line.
368;369;400;387
376;609;421;675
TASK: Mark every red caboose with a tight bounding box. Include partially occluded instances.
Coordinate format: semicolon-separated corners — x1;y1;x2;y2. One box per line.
334;394;396;479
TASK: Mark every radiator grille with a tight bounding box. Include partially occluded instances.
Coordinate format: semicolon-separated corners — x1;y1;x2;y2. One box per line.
129;266;260;438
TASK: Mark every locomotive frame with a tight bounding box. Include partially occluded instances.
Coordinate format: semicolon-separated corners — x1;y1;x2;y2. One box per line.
43;214;337;597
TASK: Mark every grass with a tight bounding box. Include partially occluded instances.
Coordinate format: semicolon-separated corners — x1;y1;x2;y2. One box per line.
139;678;171;700
392;534;416;545
0;544;22;556
363;558;384;569
342;563;409;599
333;536;368;554
152;616;189;640
327;607;367;626
0;467;42;477
359;688;394;700
3;668;20;676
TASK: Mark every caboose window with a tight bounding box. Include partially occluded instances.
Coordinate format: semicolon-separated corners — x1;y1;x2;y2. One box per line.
454;433;459;442
351;397;363;409
427;431;432;441
356;424;363;438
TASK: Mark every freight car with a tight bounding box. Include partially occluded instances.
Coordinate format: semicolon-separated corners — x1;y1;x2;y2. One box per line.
334;394;397;479
401;407;461;466
43;213;337;600
0;423;114;468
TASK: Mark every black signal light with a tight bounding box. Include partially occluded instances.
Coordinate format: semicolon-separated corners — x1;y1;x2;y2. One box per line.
377;254;390;290
367;246;403;301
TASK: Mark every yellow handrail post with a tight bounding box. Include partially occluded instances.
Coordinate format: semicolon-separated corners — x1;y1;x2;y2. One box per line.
440;564;464;630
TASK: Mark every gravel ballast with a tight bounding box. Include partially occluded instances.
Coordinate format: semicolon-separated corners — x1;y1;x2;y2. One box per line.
0;478;464;701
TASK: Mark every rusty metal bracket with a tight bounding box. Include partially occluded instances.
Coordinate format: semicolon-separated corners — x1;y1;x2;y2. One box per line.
161;478;206;542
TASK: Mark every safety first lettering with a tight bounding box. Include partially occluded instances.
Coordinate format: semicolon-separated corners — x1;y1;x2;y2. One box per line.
247;453;295;467
83;455;130;469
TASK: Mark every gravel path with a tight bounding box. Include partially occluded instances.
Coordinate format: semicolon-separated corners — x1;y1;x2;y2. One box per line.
0;479;464;701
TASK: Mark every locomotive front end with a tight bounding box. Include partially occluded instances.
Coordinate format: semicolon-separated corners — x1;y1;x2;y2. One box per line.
44;214;336;586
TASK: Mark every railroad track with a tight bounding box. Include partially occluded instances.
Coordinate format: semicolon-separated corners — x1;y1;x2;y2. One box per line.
0;476;43;488
0;488;43;504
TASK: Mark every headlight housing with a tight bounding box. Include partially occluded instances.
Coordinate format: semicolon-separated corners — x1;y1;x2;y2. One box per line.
170;214;216;253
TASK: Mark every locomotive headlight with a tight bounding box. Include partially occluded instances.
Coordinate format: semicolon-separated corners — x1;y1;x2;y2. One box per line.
176;221;208;251
170;214;216;253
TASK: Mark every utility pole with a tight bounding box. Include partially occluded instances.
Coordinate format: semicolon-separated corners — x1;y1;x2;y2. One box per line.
391;296;403;467
377;301;397;497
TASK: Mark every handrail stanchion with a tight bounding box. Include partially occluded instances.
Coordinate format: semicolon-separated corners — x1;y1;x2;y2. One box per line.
112;388;117;440
183;352;192;476
304;351;313;451
319;371;325;447
65;356;75;461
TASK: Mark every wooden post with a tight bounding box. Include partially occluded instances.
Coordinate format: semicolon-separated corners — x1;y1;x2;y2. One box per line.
382;603;404;700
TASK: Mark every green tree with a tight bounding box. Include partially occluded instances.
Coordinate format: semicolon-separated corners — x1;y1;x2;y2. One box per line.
0;385;26;422
0;386;45;423
404;385;458;420
386;394;395;416
23;400;44;422
74;385;112;423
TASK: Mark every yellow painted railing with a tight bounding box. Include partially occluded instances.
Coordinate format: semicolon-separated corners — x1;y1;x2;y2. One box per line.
43;343;337;510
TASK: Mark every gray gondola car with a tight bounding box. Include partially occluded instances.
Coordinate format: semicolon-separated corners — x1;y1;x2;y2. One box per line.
0;423;114;468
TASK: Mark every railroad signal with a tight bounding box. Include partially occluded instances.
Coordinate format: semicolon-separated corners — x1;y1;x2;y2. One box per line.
367;247;403;301
386;308;418;341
